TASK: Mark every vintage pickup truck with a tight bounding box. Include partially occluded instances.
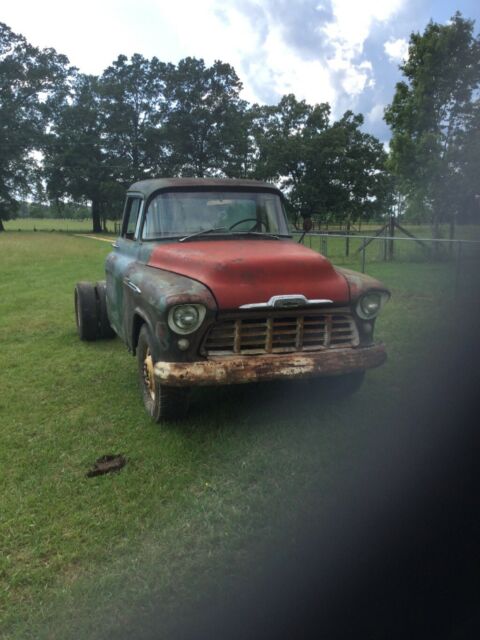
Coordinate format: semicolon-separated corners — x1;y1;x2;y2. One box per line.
74;178;389;421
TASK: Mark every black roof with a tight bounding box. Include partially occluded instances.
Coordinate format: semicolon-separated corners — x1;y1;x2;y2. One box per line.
127;177;282;197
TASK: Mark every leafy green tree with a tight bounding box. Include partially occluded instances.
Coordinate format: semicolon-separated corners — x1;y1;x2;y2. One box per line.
315;112;393;226
452;98;480;223
252;94;319;186
163;57;247;177
384;13;480;235
0;22;69;230
99;54;175;184
43;73;122;232
249;95;392;226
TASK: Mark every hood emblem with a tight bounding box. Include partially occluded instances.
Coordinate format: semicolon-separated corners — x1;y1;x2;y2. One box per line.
239;295;333;310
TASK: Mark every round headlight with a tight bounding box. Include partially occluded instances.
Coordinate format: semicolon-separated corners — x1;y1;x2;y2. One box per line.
168;304;206;334
357;292;387;320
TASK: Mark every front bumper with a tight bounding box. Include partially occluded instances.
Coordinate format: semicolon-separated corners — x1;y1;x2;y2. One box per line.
154;343;386;387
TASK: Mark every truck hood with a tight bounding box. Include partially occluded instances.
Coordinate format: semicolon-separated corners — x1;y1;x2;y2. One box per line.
147;239;350;309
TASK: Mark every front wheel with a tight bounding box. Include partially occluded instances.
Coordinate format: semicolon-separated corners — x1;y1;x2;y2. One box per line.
137;325;190;422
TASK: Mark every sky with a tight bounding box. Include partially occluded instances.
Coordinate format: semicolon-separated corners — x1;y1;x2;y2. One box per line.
2;0;479;142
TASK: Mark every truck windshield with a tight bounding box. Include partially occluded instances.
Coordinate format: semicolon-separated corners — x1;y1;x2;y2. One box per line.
142;190;290;240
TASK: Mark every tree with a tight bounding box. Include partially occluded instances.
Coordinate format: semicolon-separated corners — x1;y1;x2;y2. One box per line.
249;94;392;226
43;73;122;233
99;54;175;184
384;13;480;235
0;22;70;230
251;94;319;187
163;58;247;177
316;112;393;226
452;98;480;223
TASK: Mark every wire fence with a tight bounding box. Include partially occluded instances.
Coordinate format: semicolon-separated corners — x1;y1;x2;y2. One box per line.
295;231;480;266
294;231;480;299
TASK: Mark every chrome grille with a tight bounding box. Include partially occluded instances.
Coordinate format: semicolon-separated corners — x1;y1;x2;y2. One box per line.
202;310;359;356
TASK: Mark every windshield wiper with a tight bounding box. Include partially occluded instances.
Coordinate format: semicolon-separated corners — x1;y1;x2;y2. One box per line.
178;228;282;243
178;227;227;242
230;231;281;240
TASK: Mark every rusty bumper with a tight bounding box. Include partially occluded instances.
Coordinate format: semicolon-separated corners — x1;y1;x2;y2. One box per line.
154;343;387;387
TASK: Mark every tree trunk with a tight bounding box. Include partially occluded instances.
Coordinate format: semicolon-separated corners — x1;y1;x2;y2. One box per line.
432;216;441;260
0;218;5;232
345;220;350;257
92;200;102;233
448;214;456;258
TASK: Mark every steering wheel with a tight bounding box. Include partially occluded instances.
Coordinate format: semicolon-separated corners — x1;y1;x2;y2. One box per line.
228;218;268;232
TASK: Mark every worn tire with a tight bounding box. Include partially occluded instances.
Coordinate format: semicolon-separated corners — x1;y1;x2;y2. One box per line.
74;282;98;341
95;281;116;339
137;324;190;422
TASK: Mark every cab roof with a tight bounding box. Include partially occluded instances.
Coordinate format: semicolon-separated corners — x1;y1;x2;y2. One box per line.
127;177;282;198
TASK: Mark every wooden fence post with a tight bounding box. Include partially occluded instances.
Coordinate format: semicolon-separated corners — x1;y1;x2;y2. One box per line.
388;216;395;261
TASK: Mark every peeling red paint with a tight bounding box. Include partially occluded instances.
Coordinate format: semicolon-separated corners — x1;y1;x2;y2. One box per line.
148;239;350;309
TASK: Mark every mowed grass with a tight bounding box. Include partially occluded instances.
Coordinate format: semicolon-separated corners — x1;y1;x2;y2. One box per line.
6;217;480;242
0;232;460;638
3;218;117;233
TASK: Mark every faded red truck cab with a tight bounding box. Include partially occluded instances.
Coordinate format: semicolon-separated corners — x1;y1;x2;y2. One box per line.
74;178;389;421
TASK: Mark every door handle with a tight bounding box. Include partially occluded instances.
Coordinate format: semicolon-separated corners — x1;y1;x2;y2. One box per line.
124;279;141;294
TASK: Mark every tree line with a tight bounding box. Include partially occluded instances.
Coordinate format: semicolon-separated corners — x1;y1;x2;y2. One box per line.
1;13;479;234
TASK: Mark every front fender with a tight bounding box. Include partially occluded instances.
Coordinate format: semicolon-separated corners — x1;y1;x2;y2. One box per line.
124;264;217;360
335;267;390;302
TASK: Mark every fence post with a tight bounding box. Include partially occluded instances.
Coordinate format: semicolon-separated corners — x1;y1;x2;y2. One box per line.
388;215;395;261
361;245;366;273
321;235;326;255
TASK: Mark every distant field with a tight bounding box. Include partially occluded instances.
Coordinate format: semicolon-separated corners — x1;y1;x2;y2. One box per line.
4;218;480;241
0;230;473;639
3;218;117;233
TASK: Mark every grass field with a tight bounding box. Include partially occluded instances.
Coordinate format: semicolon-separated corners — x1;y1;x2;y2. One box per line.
0;231;467;638
5;217;480;241
3;218;117;233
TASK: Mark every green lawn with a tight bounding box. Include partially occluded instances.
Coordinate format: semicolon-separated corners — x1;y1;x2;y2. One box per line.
0;231;461;638
3;218;117;233
5;217;480;242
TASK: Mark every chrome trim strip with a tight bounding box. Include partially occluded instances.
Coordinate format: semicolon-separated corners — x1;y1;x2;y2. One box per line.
125;279;141;294
239;295;333;310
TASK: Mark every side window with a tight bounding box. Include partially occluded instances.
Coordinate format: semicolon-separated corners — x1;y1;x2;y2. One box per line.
122;197;142;240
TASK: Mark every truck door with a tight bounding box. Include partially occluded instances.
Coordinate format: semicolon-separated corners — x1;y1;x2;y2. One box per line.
105;195;143;340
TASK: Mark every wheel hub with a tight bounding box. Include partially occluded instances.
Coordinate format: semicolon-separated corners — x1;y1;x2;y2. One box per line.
143;349;156;401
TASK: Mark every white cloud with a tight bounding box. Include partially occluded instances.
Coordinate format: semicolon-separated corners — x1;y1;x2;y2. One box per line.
2;0;407;116
2;0;142;74
367;103;385;123
323;0;404;99
327;0;404;56
252;26;336;105
384;37;409;63
146;1;337;106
